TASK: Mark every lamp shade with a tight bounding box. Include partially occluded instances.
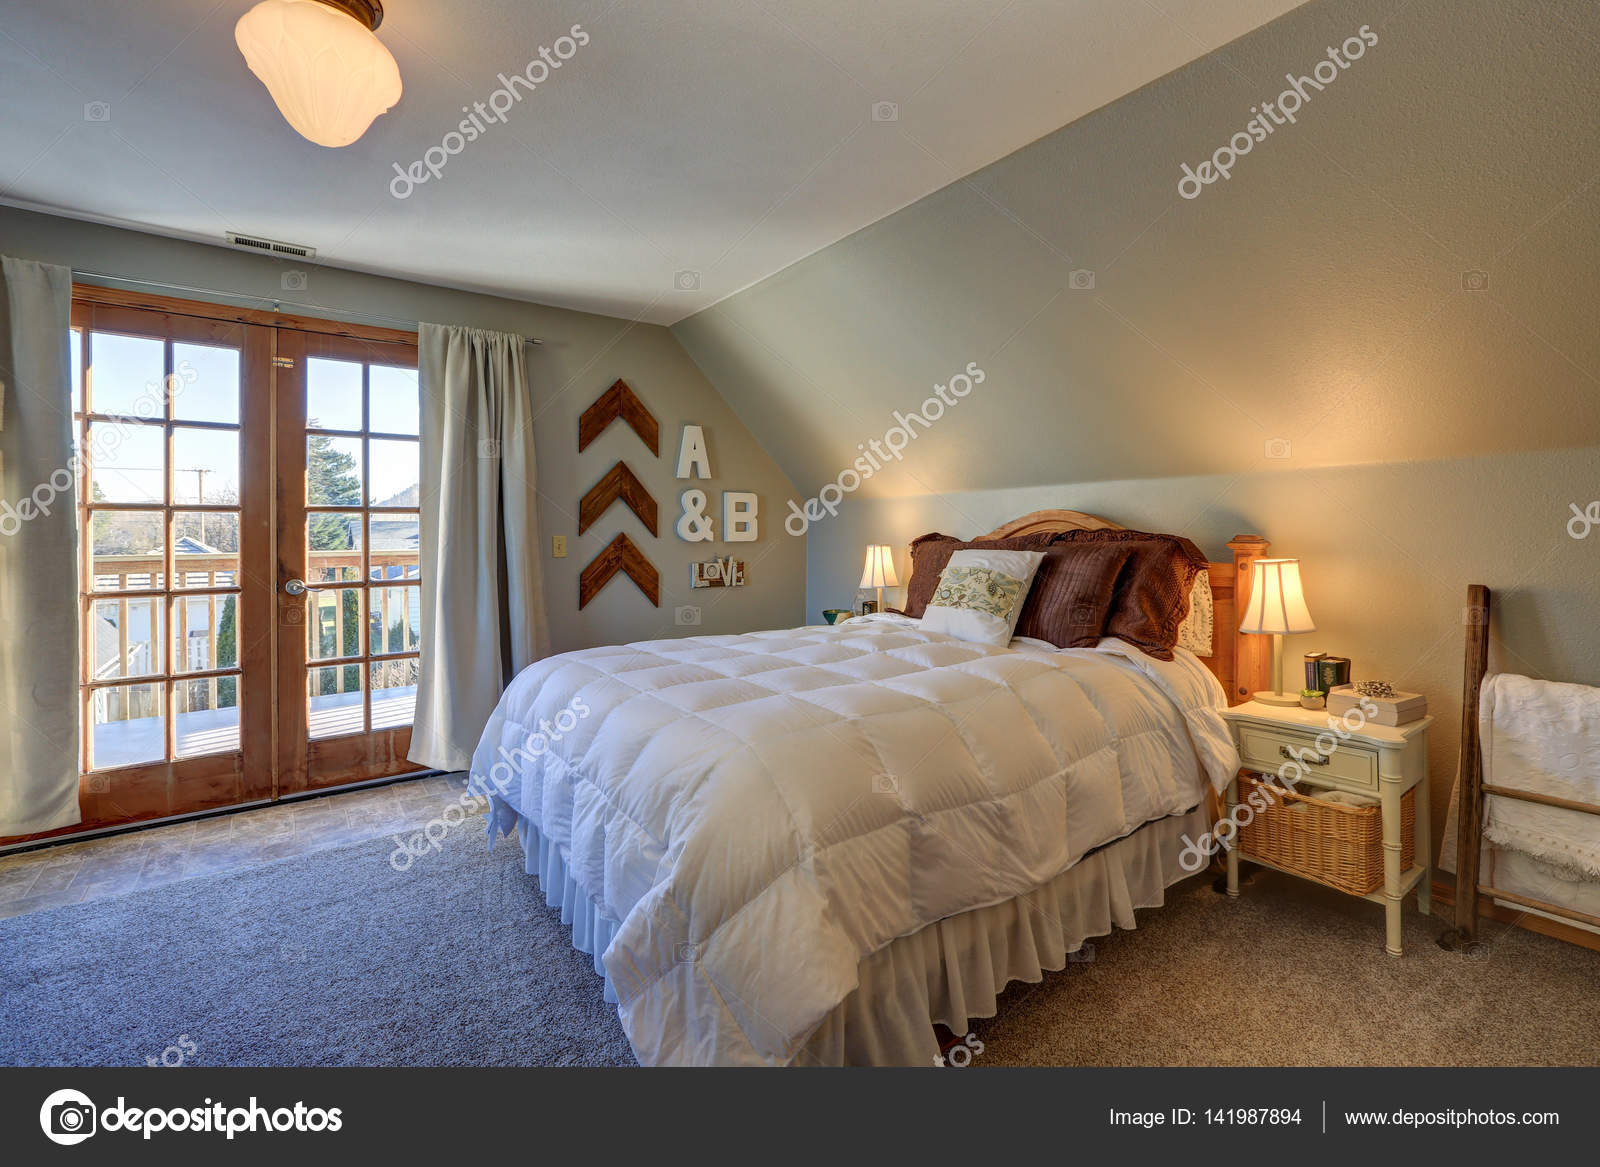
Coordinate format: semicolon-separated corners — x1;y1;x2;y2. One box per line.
235;0;402;148
1238;558;1316;635
860;545;899;589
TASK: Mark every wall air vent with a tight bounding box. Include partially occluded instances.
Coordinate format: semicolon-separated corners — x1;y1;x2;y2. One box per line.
225;231;317;259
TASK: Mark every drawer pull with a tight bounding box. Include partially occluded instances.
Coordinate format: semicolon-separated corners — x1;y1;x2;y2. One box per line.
1280;744;1330;766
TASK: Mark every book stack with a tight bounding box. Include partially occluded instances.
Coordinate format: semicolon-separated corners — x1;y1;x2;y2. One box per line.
1304;653;1350;695
1326;684;1428;726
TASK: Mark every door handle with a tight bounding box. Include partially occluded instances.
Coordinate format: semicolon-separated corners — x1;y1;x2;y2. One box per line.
283;578;344;594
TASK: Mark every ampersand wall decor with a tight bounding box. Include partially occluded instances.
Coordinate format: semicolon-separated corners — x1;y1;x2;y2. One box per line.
677;488;715;542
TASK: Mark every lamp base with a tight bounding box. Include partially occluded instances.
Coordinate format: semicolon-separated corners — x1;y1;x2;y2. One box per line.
1252;690;1302;707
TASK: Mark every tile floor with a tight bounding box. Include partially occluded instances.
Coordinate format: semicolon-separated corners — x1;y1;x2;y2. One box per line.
0;773;483;921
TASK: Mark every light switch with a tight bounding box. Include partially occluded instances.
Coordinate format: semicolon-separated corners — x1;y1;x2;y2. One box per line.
552;535;567;558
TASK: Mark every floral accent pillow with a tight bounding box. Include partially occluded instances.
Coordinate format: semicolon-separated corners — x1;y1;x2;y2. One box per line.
930;566;1026;618
1176;571;1214;657
920;548;1045;646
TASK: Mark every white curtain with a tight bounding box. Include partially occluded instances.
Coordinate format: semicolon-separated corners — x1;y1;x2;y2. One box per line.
0;256;79;836
409;324;549;772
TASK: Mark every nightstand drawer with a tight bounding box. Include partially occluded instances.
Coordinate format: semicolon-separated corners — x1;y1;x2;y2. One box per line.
1237;725;1378;792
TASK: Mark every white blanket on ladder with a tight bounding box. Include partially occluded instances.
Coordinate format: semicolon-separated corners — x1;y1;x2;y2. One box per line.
1480;673;1600;879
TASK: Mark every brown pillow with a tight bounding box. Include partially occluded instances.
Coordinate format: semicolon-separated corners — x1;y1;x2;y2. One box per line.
1012;542;1136;647
1051;529;1208;660
901;532;1058;619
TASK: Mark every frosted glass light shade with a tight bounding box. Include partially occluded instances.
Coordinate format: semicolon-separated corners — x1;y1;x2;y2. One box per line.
860;545;899;589
235;0;402;148
1239;558;1316;635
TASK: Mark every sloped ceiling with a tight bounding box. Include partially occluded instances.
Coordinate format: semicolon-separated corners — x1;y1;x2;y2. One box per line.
671;0;1600;498
0;0;1310;325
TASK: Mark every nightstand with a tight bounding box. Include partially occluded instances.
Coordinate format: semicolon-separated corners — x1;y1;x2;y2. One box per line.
1220;700;1433;956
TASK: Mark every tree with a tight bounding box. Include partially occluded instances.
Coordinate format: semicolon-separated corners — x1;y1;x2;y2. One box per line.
172;486;240;552
305;427;364;696
216;596;238;709
307;427;361;554
91;492;162;556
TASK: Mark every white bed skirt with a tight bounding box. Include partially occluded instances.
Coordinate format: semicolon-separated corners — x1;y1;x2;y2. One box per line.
509;802;1211;1066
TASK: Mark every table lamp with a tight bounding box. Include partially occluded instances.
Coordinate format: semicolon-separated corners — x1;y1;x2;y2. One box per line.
1238;558;1316;706
860;544;898;613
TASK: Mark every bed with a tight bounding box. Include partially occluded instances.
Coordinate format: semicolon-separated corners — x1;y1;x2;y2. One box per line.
470;512;1272;1065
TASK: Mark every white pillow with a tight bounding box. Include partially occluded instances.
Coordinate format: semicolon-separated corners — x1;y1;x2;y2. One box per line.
921;548;1045;646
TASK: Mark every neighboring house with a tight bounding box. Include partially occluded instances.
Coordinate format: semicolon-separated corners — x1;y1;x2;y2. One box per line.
93;536;234;722
367;516;420;578
92;608;156;724
368;487;420;581
174;534;236;589
92;612;151;682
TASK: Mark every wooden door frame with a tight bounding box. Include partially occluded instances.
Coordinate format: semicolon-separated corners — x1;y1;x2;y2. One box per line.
1;288;424;846
72;283;418;346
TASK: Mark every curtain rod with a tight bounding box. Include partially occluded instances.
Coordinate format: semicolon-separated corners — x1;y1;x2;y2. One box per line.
70;269;543;344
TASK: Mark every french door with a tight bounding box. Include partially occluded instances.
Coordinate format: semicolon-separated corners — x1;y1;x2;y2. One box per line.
274;329;421;796
54;291;425;837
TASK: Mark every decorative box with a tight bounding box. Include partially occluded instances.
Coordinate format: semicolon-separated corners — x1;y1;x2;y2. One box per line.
1327;684;1428;726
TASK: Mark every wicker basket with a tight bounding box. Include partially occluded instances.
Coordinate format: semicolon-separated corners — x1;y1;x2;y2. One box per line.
1233;773;1415;896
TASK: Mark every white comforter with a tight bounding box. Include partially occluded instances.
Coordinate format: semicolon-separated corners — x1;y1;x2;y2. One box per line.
470;614;1237;1066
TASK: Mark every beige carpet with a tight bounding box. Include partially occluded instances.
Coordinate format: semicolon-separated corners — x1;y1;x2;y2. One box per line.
971;867;1600;1066
10;811;1596;1066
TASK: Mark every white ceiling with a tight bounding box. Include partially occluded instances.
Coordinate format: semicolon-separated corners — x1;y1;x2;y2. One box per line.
0;0;1308;325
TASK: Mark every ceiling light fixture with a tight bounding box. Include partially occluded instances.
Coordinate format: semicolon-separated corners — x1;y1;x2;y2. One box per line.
235;0;402;148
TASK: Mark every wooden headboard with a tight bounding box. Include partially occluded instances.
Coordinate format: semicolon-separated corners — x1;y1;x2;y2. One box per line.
905;509;1272;707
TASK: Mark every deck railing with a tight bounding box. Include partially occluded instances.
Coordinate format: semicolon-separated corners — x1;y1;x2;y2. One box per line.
88;550;420;718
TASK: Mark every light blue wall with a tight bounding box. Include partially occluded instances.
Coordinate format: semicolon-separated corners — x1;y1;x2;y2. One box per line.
670;0;1600;847
796;446;1600;853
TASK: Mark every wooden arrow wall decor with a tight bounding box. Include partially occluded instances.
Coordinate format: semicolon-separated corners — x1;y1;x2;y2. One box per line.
579;461;657;536
579;533;660;609
578;379;660;455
